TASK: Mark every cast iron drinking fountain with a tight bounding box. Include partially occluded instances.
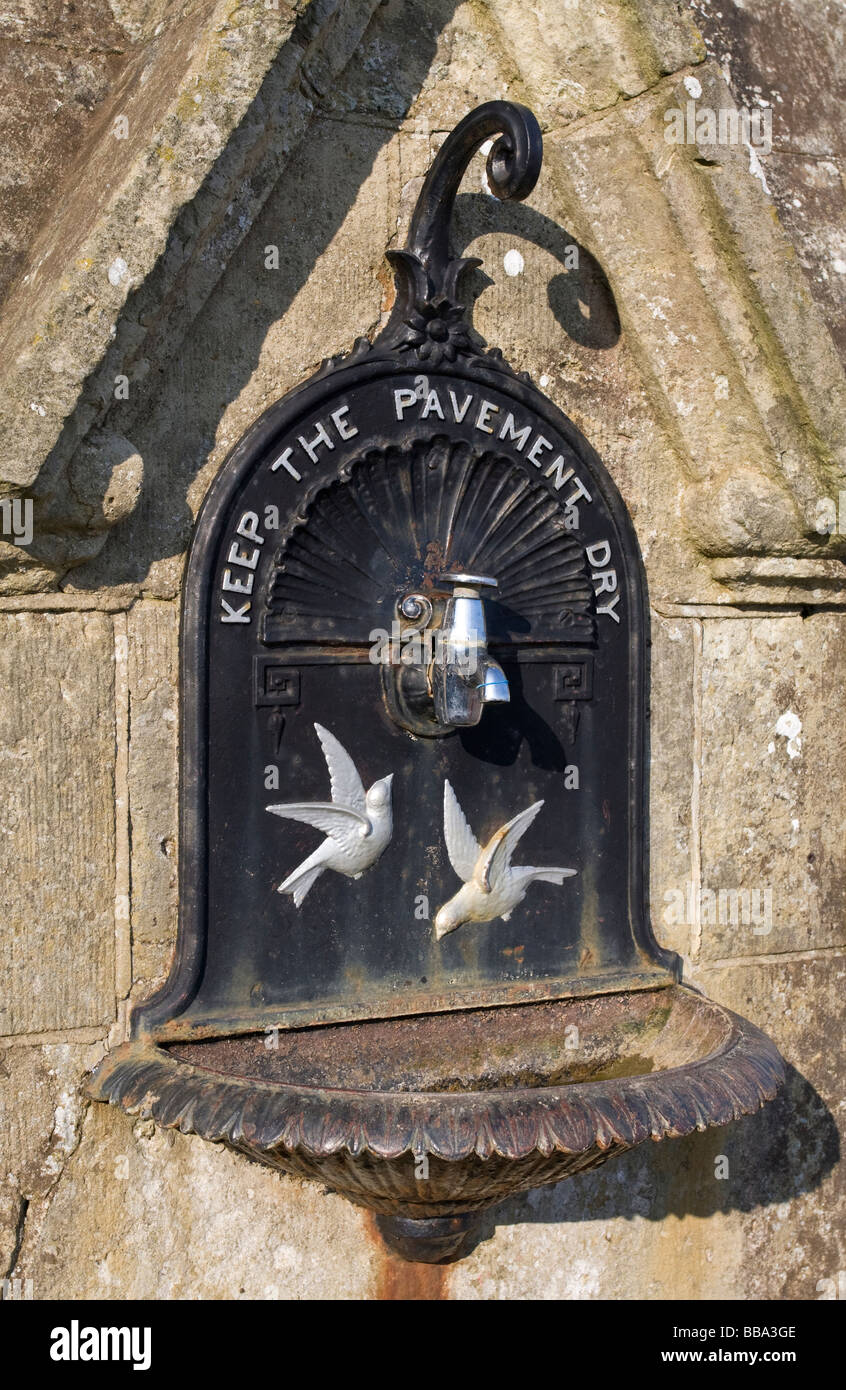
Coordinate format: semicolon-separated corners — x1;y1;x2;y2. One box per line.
89;102;785;1263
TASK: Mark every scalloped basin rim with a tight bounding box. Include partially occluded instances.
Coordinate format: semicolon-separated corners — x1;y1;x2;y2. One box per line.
88;986;786;1168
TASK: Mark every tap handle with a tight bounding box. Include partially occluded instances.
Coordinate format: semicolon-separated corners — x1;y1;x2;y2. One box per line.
437;573;498;595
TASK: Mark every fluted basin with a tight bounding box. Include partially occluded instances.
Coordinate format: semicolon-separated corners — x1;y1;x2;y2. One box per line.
89;984;784;1262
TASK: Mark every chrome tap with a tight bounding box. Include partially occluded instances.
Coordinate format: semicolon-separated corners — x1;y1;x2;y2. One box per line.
432;574;510;727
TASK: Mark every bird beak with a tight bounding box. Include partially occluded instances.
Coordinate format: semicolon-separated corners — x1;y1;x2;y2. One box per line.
434;912;453;941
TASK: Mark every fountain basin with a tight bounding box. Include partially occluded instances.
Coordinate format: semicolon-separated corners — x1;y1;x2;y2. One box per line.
89;985;784;1261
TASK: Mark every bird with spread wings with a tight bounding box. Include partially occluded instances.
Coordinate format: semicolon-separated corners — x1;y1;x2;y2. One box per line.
266;723;394;907
434;779;576;939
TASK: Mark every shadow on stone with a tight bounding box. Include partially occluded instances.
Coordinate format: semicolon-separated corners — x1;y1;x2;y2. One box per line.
461;1063;838;1259
452;192;621;351
37;0;464;589
38;0;626;591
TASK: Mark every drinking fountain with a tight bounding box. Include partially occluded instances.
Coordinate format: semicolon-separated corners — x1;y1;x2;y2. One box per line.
88;101;785;1264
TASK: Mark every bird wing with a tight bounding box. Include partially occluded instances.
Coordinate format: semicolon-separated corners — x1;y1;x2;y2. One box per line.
265;801;368;843
478;800;545;891
515;866;577;885
314;723;366;814
443;780;481;883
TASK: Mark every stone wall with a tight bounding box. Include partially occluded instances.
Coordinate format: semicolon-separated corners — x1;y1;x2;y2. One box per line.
0;0;843;1300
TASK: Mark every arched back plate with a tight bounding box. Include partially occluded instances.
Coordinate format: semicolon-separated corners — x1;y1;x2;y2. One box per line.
136;104;678;1041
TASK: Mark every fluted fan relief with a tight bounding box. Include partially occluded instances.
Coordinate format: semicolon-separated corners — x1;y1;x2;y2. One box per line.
262;438;596;645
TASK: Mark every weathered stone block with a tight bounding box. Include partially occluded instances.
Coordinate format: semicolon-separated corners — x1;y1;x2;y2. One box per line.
649;613;697;960
692;955;845;1300
127;602;179;997
698;615;846;959
21;1104;376;1299
0;613;116;1033
0;1041;102;1276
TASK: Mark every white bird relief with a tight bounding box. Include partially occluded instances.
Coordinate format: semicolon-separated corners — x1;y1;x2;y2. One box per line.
266;723;394;907
434;779;577;940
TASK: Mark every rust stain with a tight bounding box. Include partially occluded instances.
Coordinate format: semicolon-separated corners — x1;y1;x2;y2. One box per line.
377;257;396;315
365;1213;450;1301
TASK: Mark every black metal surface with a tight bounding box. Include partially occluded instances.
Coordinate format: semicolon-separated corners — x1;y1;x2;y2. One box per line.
131;100;679;1041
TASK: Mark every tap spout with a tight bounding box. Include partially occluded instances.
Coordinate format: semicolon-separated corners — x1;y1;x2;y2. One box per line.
478;656;510;705
432;574;509;727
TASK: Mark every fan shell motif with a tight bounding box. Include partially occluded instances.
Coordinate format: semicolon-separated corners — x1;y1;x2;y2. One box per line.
262;437;595;644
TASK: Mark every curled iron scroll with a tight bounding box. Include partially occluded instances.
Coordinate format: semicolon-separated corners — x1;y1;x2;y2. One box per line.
377;101;543;354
